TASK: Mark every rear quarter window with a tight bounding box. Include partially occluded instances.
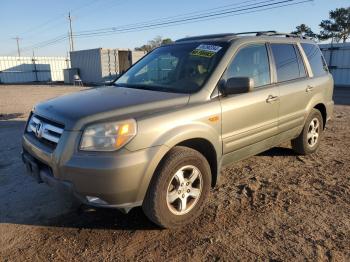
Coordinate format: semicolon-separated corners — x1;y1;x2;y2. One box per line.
301;43;328;77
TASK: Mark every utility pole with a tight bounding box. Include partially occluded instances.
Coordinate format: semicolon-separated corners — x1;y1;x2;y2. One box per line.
68;31;72;52
68;12;74;52
12;36;22;57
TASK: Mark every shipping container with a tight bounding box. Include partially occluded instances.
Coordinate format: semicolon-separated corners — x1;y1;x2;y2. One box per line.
0;56;69;83
320;42;350;88
70;48;146;84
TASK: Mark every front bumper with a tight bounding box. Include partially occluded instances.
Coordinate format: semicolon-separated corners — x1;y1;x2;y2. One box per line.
22;131;168;212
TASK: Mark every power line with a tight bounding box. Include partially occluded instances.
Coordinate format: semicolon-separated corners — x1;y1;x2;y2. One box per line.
6;0;100;54
16;0;100;39
74;0;313;39
17;35;68;54
16;0;313;54
75;0;265;33
75;0;275;35
73;0;308;37
74;0;127;21
70;0;103;14
18;14;66;37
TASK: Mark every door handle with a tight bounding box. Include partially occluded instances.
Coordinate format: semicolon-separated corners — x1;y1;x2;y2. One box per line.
266;95;278;103
306;85;314;92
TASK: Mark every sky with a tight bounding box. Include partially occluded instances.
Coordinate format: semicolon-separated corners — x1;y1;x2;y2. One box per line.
0;0;348;57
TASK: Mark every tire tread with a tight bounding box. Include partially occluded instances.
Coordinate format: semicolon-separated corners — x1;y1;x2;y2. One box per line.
142;146;211;228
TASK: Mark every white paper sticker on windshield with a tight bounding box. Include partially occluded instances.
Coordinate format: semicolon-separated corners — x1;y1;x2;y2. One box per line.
191;44;222;58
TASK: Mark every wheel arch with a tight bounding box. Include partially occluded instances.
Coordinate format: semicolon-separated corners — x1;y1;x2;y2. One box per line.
136;128;222;202
176;138;219;187
313;103;327;129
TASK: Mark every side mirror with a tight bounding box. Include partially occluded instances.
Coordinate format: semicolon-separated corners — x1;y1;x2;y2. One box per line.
220;77;254;96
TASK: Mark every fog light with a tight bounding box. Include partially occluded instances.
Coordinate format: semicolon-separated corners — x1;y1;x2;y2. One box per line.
86;196;108;205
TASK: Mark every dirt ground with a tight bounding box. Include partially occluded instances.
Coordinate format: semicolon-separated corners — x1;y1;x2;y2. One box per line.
0;85;349;261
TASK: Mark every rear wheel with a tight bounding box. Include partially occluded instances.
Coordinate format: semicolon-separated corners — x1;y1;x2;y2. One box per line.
142;146;211;228
292;109;323;155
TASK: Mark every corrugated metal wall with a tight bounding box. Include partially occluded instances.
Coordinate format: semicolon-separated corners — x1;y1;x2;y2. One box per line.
70;48;146;84
70;48;103;83
100;49;120;81
0;56;69;83
320;43;350;87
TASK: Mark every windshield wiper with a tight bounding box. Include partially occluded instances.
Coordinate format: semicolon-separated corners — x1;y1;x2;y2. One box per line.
114;83;155;90
114;83;182;93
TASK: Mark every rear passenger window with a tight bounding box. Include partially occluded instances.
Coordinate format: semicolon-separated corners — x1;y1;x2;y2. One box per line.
301;43;328;77
226;44;270;88
271;44;305;82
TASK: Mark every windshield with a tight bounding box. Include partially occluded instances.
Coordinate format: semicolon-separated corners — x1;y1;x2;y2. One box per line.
114;42;228;93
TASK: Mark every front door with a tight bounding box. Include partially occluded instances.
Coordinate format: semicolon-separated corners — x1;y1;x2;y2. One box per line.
220;43;279;161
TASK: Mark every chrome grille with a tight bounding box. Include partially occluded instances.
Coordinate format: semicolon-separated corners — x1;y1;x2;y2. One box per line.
27;115;64;145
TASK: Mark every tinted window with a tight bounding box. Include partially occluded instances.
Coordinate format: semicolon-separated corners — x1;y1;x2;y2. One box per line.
226;44;270;88
115;42;228;93
135;53;179;82
271;44;305;82
301;43;328;77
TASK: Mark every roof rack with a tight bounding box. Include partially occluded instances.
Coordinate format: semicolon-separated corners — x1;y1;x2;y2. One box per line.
236;31;309;39
175;33;236;42
235;31;277;36
175;31;309;42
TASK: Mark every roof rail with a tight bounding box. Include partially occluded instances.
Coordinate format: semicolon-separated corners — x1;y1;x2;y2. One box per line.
236;31;308;39
258;31;309;39
175;33;236;42
175;31;310;42
235;31;277;36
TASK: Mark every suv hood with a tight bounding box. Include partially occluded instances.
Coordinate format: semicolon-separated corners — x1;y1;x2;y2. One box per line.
34;86;189;130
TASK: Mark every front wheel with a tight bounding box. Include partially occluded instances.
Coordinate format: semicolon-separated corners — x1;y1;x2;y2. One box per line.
291;109;323;155
142;146;211;228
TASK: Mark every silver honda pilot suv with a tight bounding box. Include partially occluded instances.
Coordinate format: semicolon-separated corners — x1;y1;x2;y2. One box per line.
22;32;334;228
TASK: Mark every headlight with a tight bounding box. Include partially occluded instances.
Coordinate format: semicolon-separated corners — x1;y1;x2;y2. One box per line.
80;119;137;151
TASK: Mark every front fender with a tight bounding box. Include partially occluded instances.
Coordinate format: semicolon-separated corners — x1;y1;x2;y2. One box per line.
132;122;222;202
159;122;221;157
126;100;222;153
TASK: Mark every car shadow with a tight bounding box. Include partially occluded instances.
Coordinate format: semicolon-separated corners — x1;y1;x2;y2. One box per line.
258;146;297;157
0;120;299;231
0;119;160;231
47;205;160;231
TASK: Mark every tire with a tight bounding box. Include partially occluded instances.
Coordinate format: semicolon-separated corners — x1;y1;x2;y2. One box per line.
142;146;211;228
291;108;323;155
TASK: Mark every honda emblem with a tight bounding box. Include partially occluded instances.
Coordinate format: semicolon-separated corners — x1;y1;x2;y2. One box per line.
35;121;44;138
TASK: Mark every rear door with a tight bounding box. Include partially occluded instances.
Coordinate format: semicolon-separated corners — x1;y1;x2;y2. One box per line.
269;43;310;141
299;43;333;111
220;43;279;158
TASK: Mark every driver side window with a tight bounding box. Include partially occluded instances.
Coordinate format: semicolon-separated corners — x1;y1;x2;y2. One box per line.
226;44;270;88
